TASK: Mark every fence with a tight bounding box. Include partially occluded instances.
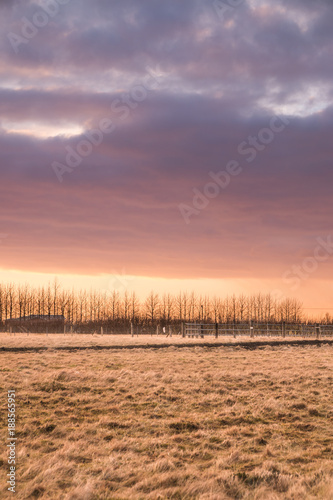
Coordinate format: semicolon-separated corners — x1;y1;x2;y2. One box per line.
2;321;333;339
0;323;178;336
183;322;333;339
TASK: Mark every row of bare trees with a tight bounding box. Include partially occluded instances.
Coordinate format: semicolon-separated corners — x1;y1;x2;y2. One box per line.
0;281;307;325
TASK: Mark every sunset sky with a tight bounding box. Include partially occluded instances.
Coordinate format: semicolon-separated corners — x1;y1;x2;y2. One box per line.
1;0;333;314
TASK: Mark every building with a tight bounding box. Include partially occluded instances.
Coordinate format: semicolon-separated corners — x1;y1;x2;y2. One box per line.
5;315;65;333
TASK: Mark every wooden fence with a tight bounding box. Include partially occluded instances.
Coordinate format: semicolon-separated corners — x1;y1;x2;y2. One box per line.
183;322;333;339
3;321;333;339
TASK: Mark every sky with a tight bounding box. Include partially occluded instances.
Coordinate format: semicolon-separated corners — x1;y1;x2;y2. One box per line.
1;0;333;313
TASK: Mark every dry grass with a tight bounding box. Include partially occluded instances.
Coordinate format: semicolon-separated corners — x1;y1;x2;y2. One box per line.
2;332;225;349
0;342;332;499
0;332;324;350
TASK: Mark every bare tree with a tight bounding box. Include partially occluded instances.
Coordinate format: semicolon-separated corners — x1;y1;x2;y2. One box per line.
144;291;160;323
0;281;309;331
130;292;140;323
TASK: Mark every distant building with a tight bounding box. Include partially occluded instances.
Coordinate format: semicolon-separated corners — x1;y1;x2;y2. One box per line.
5;315;65;333
6;315;65;323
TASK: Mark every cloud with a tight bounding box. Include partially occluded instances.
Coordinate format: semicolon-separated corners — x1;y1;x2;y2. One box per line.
1;0;333;97
0;0;332;284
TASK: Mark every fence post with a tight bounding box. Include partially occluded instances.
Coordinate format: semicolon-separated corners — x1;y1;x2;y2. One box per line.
215;322;218;339
316;323;320;339
101;326;103;336
181;322;185;337
282;321;286;338
250;320;253;338
233;321;236;338
131;322;134;337
156;324;159;336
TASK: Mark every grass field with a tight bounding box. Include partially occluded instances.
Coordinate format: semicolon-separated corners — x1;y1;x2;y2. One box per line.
0;332;235;349
0;332;329;350
1;339;332;499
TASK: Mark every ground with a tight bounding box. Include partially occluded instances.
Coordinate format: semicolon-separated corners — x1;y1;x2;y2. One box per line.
0;335;332;499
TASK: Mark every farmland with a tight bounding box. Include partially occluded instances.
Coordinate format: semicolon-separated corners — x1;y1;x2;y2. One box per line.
0;340;332;499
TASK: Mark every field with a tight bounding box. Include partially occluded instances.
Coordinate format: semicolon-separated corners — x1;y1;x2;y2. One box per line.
0;333;242;350
1;332;331;350
1;336;332;499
